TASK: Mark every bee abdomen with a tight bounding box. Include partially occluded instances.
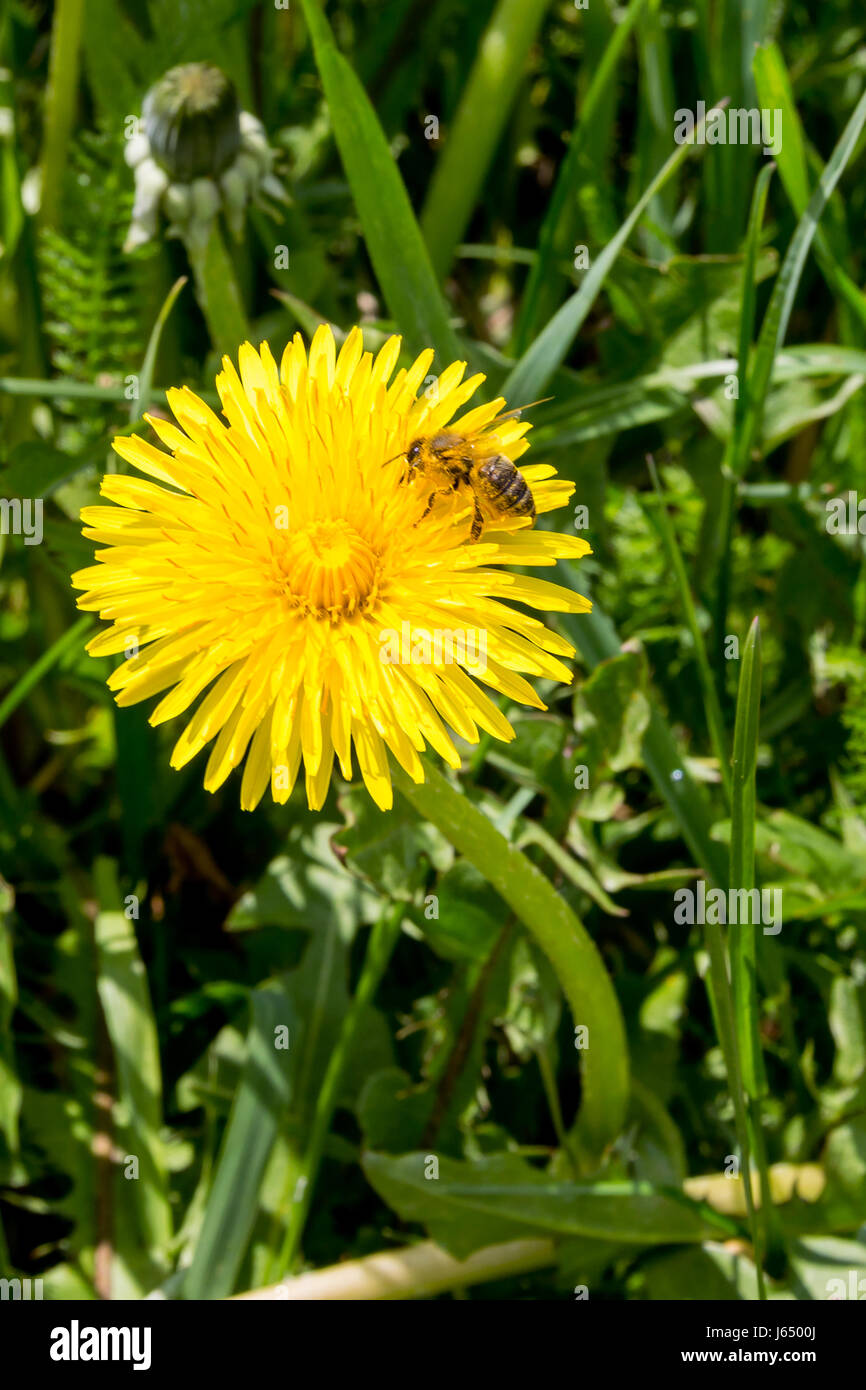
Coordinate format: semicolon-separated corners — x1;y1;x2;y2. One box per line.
478;456;536;517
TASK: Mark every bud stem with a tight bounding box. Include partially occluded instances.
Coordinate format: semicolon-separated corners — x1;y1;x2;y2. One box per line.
184;223;250;356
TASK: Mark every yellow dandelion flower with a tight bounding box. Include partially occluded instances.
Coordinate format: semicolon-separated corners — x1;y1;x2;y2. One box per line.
72;325;592;811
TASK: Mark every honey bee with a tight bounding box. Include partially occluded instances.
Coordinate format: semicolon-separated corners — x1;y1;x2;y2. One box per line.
395;400;550;543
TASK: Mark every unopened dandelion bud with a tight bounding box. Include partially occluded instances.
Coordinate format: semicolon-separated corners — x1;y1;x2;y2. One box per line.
124;62;287;251
143;63;241;184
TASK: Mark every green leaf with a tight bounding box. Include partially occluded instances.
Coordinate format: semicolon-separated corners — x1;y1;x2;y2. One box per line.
336;785;451;901
825;1117;866;1199
358;1068;433;1154
0;376;128;401
0;441;87;496
227;823;379;934
417;860;503;962
0;616;95;735
726;616;774;1291
750;810;866;890
642;1244;750;1300
37;0;86;232
788;1236;866;1301
580;649;651;775
363;1150;731;1259
185;223;250;357
555;571;730;888
829;976;866;1091
297;0;460;362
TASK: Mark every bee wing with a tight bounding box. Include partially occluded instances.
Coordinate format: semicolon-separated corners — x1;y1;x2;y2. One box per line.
468;396;554;449
463;399;550;456
487;396;554;428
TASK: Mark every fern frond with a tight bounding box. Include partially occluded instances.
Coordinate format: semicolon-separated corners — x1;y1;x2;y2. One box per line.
37;128;154;429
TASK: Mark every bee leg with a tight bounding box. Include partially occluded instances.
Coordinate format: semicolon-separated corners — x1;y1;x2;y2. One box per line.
470;497;484;542
413;489;446;527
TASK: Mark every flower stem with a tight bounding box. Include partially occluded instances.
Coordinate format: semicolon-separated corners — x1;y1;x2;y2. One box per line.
184;223;250;356
241;1237;557;1301
275;899;405;1275
392;758;629;1159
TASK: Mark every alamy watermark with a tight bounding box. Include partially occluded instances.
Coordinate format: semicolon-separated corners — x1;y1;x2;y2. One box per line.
674;102;782;157
0;497;43;546
50;1320;151;1371
826;492;866;534
379;621;487;672
1;1276;43;1299
674;881;782;935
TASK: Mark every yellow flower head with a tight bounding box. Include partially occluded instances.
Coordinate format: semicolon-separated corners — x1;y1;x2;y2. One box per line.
72;326;591;810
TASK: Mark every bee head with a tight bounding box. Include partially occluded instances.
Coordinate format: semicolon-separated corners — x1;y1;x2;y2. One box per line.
407;440;422;464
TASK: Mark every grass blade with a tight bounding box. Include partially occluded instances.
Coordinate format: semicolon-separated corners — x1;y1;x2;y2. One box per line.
183;982;296;1299
711;161;774;646
297;0;460;362
727;616;778;1287
645;457;731;802
0;615;93;734
729;86;866;483
420;0;553;281
512;0;650;354
276;901;403;1273
93;857;171;1258
729;617;763;1093
753;42;866;331
633;0;677;261
503;101;726;403
133;275;187;421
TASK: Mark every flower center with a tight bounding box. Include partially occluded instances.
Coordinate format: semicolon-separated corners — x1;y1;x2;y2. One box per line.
278;519;381;620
